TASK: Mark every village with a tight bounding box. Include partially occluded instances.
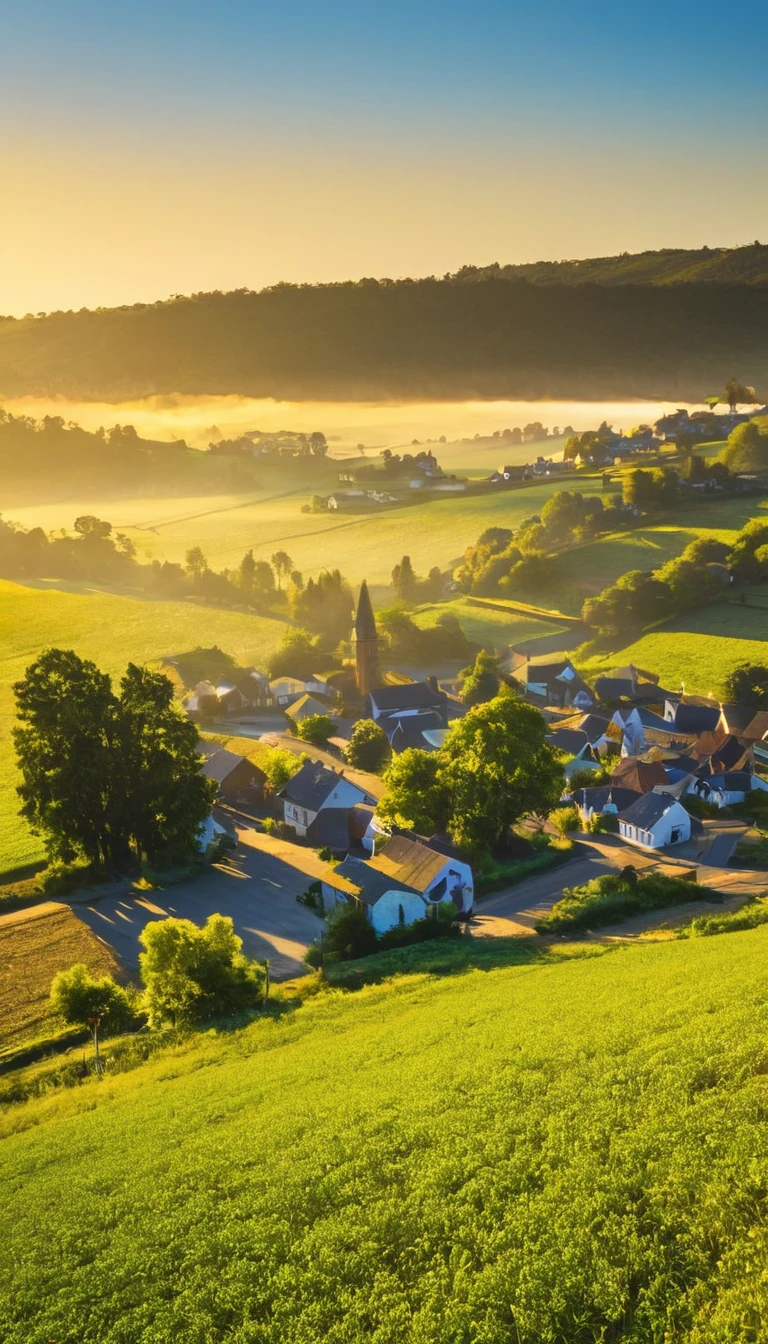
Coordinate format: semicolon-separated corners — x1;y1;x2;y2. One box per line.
143;576;768;981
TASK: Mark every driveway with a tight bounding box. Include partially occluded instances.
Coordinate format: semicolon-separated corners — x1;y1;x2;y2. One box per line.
70;820;326;982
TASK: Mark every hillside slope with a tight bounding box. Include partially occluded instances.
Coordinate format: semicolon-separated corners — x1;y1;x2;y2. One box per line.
3;930;768;1341
2;266;768;401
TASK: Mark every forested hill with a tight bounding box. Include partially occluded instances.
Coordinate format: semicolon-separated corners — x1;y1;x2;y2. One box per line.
456;242;768;287
2;247;768;401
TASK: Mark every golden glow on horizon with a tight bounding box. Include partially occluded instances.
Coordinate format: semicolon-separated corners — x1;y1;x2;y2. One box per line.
3;140;767;316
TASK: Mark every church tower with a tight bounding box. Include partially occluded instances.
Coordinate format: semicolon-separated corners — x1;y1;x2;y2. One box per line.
354;580;382;696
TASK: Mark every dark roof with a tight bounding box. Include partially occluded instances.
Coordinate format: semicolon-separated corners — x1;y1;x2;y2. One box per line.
595;676;667;704
386;711;444;753
547;728;593;757
370;682;445;715
719;704;757;734
611;757;669;792
619;791;682;828
279;760;340;809
637;707;676;731
306;808;351;852
370;834;449;894
708;735;749;773
669;703;721;734
329;856;409;905
523;656;576;683
354;580;378;641
572;786;642;813
573;713;611;743
198;745;265;786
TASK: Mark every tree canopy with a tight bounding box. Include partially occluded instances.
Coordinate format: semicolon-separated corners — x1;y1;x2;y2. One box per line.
344;719;392;774
378;688;563;856
139;914;265;1027
14;650;214;870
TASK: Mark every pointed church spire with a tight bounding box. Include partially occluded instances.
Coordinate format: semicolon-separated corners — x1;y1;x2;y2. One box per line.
354;580;381;695
355;579;378;641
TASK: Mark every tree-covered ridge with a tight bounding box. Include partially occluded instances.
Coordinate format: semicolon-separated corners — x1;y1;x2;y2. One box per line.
453;241;768;287
3;267;768;400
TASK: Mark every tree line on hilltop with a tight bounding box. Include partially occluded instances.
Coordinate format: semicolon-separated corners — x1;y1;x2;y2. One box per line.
4;275;768;400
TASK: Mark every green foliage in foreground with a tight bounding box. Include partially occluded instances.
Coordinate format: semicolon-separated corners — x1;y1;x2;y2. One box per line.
680;894;768;938
6;932;768;1338
538;868;720;933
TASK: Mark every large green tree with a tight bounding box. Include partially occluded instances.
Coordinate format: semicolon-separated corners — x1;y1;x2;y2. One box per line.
14;650;215;871
438;689;563;855
722;662;768;710
460;650;501;707
14;649;124;867
344;719;392;773
378;688;563;856
118;664;214;863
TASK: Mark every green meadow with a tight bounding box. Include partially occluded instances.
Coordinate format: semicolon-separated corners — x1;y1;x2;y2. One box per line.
0;580;289;873
581;595;768;698
5;927;768;1340
7;476;584;585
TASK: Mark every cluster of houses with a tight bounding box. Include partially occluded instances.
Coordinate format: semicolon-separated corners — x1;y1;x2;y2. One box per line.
190;583;768;937
509;651;768;852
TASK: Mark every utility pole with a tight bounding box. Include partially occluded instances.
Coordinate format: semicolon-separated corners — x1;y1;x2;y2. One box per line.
88;1015;103;1078
263;959;271;1003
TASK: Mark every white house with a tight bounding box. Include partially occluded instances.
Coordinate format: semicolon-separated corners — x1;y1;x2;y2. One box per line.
688;771;768;810
269;676;306;707
322;834;474;934
618;793;691;850
279;760;375;838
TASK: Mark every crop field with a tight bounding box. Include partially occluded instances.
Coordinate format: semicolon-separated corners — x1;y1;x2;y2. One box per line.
0;902;122;1054
581;596;768;697
4;928;768;1339
0;580;289;874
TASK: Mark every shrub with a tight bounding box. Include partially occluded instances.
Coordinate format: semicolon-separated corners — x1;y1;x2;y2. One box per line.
551;805;581;836
321;901;379;961
538;870;717;934
378;905;460;950
679;895;768;937
139;914;266;1026
297;881;324;912
294;714;334;746
344;719;392;773
588;811;619;834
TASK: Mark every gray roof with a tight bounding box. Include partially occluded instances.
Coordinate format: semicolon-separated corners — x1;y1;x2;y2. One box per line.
619;791;682;828
306;808;351;851
329;855;416;905
279;760;340;810
386;711;444;752
572;786;641;813
370;682;445;715
547;728;592;757
198;745;252;785
669;703;721;734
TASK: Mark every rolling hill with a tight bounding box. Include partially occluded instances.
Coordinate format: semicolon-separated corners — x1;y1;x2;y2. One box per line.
3;927;768;1340
2;247;768;401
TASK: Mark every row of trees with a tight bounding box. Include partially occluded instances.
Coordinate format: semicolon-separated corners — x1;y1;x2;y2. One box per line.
581;537;731;637
391;554;443;604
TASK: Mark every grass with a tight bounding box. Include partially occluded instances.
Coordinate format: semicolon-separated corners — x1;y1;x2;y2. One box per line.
6;476;595;586
678;894;768;938
410;597;568;652
580;596;768;698
0;902;122;1055
0;579;290;874
5;929;768;1338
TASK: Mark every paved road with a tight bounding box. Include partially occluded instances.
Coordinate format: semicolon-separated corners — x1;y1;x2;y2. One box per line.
71;823;325;982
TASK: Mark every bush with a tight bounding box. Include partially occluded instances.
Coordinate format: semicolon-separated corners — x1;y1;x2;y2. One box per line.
551;805;581;836
297;882;324;912
139;914;266;1026
679;894;768;938
294;714;334;746
321;901;379;961
537;870;717;933
344;719;392;773
378;905;460;950
588;811;619;834
262;818;293;840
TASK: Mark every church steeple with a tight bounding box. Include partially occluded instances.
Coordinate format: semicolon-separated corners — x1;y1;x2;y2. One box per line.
354;580;381;695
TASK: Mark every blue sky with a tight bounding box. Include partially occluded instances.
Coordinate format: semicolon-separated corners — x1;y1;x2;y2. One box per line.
1;1;767;312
